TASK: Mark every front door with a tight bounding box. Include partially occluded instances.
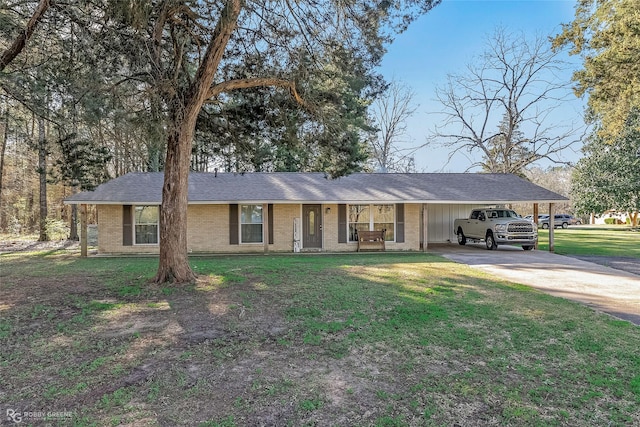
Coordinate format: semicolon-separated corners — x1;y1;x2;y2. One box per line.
302;204;322;249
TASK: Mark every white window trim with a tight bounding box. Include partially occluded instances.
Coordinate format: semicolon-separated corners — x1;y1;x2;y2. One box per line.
133;205;159;246
240;204;264;244
347;203;396;243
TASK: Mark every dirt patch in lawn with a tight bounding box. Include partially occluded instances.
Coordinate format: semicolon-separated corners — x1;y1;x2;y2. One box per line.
0;238;80;254
0;264;426;426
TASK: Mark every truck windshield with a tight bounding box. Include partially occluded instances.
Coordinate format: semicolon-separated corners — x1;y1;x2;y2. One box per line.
492;210;520;218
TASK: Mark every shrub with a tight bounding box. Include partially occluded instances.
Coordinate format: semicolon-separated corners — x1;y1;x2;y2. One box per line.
45;218;70;240
8;218;22;235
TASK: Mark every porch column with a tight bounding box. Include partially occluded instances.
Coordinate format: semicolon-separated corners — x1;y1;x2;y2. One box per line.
80;204;88;257
262;203;269;254
422;203;429;252
533;203;539;250
548;203;555;253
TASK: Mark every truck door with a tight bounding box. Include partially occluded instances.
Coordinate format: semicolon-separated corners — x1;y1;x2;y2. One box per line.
469;210;482;237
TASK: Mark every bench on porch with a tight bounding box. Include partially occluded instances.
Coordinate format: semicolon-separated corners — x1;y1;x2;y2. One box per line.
357;230;386;252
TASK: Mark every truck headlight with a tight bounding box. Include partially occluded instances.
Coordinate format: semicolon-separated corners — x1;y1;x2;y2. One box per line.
494;224;507;232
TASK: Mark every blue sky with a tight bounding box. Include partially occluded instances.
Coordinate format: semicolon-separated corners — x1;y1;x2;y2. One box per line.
378;0;585;172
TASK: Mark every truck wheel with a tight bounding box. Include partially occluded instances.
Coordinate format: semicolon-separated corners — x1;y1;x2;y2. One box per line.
485;232;497;250
457;229;466;245
562;222;568;229
541;223;549;229
522;245;534;251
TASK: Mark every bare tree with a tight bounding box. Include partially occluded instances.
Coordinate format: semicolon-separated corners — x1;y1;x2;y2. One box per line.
430;28;583;175
369;80;417;172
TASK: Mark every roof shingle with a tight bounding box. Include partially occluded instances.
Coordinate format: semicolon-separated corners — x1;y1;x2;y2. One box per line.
64;172;568;204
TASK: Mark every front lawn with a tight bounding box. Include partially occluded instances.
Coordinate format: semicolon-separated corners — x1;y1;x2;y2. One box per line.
537;225;640;257
1;251;639;426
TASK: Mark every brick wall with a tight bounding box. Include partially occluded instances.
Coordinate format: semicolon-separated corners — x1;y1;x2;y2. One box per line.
96;203;423;254
97;205;159;254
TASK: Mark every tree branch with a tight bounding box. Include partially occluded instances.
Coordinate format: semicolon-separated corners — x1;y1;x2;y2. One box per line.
207;77;309;109
0;0;51;71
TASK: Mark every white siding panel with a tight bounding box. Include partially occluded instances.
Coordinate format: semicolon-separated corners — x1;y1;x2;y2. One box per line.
427;204;481;243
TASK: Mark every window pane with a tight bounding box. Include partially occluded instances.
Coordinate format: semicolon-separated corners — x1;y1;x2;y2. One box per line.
135;206;158;244
349;223;370;242
241;204;263;243
135;206;158;224
241;205;263;224
373;204;394;223
373;205;394;241
348;205;369;224
241;224;263;243
374;223;394;241
135;225;158;244
348;205;370;242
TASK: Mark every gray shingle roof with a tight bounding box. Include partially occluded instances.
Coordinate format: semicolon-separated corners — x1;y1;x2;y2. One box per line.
64;172;568;204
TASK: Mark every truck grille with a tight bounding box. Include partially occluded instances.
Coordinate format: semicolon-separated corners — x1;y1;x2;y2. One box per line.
508;222;534;233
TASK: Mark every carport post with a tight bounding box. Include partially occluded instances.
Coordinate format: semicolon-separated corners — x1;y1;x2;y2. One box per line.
548;203;555;253
80;204;88;258
533;203;539;250
422;204;428;252
262;203;269;254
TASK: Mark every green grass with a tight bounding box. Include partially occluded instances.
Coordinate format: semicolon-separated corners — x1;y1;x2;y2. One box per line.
0;249;639;426
537;225;640;257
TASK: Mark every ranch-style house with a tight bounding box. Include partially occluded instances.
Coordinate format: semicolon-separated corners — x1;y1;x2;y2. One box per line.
64;172;567;255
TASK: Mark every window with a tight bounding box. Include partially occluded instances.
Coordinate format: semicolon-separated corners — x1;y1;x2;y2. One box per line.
374;204;395;241
348;204;395;242
348;204;370;242
308;210;315;236
134;206;159;244
240;204;263;243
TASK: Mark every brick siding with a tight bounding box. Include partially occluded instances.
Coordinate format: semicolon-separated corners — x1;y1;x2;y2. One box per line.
97;203;422;254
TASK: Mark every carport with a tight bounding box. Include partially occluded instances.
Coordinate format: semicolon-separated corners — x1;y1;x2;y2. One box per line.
422;201;566;252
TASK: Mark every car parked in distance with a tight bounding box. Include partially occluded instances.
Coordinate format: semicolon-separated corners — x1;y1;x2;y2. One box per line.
568;215;582;225
538;214;572;229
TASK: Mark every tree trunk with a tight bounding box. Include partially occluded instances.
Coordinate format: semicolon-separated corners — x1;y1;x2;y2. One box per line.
153;108;198;284
153;0;242;284
0;107;8;228
69;203;78;240
38;116;48;241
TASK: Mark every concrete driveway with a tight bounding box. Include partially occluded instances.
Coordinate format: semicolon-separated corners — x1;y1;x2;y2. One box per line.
430;243;640;326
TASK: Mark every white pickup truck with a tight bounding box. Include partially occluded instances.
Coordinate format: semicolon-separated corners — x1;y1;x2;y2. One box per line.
454;208;537;250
